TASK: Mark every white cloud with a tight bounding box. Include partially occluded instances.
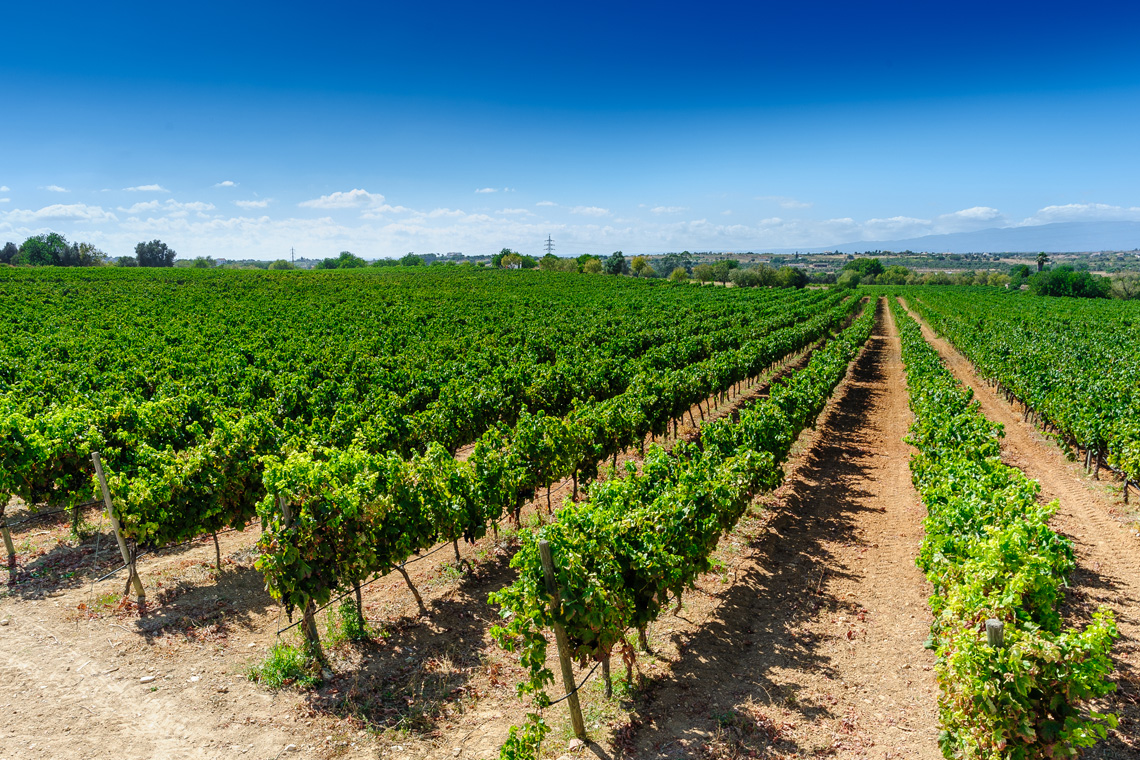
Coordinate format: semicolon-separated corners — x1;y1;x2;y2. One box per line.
0;198;9;204
756;195;812;210
118;200;163;214
298;189;385;209
359;204;413;219
119;199;216;216
932;206;1007;233
123;184;169;193
214;180;237;188
721;210;733;216
651;206;689;214
475;187;497;194
0;186;9;192
427;208;466;218
1020;203;1140;226
536;200;557;207
570;206;610;217
6;203;117;223
41;185;69;193
496;208;532;216
235;199;271;209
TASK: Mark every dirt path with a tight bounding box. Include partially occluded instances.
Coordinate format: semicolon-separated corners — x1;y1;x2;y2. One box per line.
900;299;1140;756
627;300;940;758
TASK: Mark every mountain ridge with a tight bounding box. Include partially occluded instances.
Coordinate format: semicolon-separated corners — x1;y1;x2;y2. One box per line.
771;220;1140;254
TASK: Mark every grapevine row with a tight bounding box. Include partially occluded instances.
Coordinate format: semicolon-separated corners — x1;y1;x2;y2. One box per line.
488;300;877;758
890;298;1117;758
904;287;1140;486
254;294;861;651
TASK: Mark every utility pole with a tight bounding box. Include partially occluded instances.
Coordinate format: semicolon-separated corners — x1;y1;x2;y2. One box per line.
544;235;555;256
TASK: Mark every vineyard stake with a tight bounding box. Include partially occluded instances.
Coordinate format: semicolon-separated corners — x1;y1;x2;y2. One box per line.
1;510;15;584
985;619;1004;648
92;453;146;613
538;539;587;740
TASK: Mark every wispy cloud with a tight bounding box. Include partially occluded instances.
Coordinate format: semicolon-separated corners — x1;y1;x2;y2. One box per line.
123;184;169;193
570;206;610;217
1020;202;1140;226
298;189;385;209
119;199;215;216
6;203;117;223
756;195;812;210
235;199;271;209
535;200;557;207
0;198;10;204
475;187;497;194
651;206;689;214
0;186;9;192
496;208;532;216
214;180;237;188
41;185;69;193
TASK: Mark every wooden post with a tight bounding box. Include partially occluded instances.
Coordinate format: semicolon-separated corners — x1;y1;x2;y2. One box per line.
1125;480;1130;505
538;540;587;740
300;599;325;662
602;655;612;698
92;453;145;613
1;510;16;585
212;532;222;572
985;619;1004;648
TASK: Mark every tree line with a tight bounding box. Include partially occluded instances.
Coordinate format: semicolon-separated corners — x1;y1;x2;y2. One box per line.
0;234;177;268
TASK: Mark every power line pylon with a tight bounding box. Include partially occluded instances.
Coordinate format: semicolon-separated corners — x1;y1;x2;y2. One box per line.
544;235;555;256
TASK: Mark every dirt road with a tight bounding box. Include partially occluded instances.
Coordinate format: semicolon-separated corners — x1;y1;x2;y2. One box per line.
901;299;1140;757
628;300;941;758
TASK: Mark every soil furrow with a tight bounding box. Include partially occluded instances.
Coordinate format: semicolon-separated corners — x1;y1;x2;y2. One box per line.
627;299;940;758
900;299;1140;756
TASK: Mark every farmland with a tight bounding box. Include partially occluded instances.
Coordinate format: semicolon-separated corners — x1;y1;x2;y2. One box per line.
1;271;1138;760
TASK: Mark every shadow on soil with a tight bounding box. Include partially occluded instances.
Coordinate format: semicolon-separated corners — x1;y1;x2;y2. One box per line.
627;308;891;758
1061;562;1140;758
303;544;520;737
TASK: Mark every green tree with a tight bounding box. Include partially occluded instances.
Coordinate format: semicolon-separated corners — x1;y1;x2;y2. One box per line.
877;265;911;285
135;239;177;267
398;253;424;267
582;257;603;274
14;233;71;266
692;263;714;282
1010;264;1031;279
501;252;523;269
316;251;368;269
842;257;884;278
668;266;689;282
268;259;296;270
775;266;809;289
654;251;693;277
835;270;861;289
0;241;17;264
630;255;651;277
576;253;599;272
492;248;515;268
602;251;628;275
1036;252;1049;272
191;256;216;268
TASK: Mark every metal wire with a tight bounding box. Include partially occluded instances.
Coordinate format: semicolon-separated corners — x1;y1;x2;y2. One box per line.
274;539;454;636
548;660;602;705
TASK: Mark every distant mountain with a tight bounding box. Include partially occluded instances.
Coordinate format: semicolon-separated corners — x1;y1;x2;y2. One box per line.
777;221;1140;254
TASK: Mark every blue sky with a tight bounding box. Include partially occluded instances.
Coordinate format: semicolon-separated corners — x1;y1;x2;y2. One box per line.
2;1;1139;259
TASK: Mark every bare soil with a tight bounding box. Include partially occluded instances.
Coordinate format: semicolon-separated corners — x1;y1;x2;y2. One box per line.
900;299;1140;757
0;301;949;760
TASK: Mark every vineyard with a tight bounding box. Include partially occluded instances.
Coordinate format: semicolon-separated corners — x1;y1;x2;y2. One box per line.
1;273;1138;760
